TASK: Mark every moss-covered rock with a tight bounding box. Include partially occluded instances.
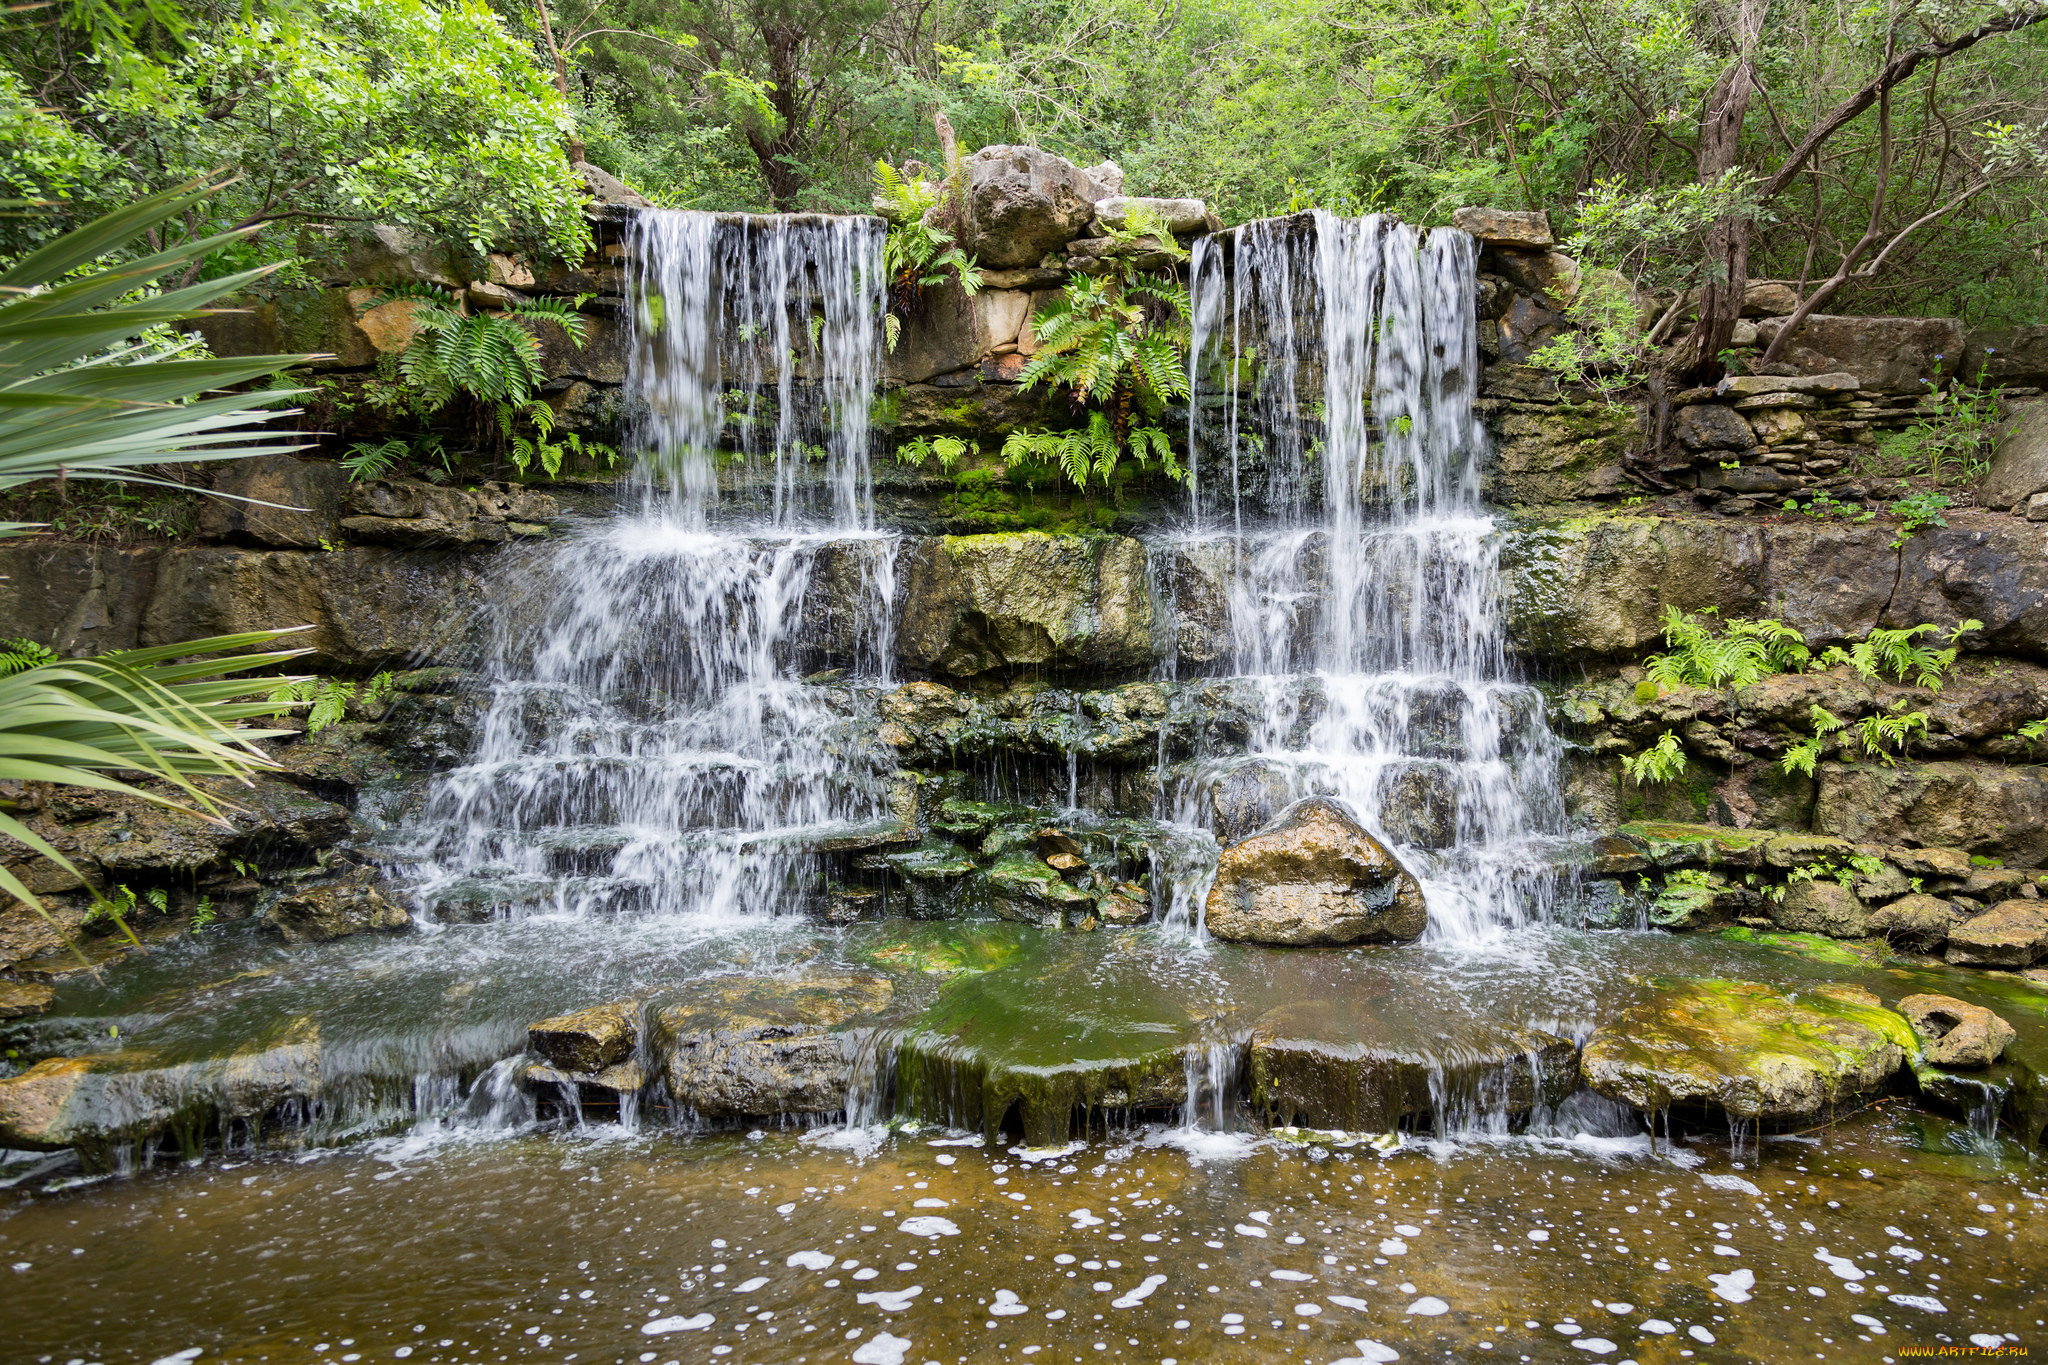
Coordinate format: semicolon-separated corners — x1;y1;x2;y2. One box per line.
1583;978;1912;1123
895;533;1156;678
649;975;896;1121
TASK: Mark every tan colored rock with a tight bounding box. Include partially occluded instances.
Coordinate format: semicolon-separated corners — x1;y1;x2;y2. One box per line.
1452;207;1554;249
1946;900;2048;966
1204;797;1426;946
895;533;1156;678
1740;281;1800;317
350;292;431;354
1747;407;1808;445
0;981;55;1020
198;453;346;549
1897;993;2014;1068
529;999;640;1074
1491;248;1581;306
1866;892;1956;952
486;252;536;289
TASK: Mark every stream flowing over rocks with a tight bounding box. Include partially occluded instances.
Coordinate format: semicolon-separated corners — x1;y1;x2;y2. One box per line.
4;163;2046;1362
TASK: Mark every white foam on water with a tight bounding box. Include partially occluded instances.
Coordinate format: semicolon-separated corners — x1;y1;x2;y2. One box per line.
850;1333;912;1365
1708;1269;1755;1303
856;1286;922;1311
642;1314;713;1335
1406;1297;1449;1316
1111;1275;1167;1308
989;1290;1029;1317
786;1251;833;1270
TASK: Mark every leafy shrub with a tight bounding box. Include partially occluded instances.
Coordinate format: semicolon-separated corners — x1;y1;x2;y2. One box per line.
874;160;982;351
1889;490;1952;547
1874;386;2002;486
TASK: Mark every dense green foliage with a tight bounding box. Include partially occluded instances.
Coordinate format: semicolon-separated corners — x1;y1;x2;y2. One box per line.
7;0;2038;324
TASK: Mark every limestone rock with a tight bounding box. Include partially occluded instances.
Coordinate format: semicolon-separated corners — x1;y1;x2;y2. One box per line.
1491;248;1581;306
265;877;411;944
895;533;1156;677
1866;892;1956;952
529;999;639;1073
886;282;1033;383
1959;324;2048;388
1092;197;1210;234
1946;900;2048;967
1452;207;1554;249
1769;878;1869;938
1673;403;1757;452
200;454;347;548
296;223;461;288
1375;761;1459;850
0;981;55;1020
1897;993;2014;1068
1080;160;1125;197
985;855;1095;928
651;975;894;1120
0;1020;321;1157
575;160;653;208
1739;281;1800;317
961;146;1107;269
1885;520;2048;661
1204;797;1427;946
1204;759;1301;847
1717;372;1860;397
1249;1004;1577;1130
1816;761;2048;868
1752;315;1964;390
1978;403;2048;511
1494;293;1568;363
1582;980;1912;1122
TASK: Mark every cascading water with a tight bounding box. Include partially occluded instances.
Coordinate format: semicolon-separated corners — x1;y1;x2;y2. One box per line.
406;211;900;929
1168;210;1568;943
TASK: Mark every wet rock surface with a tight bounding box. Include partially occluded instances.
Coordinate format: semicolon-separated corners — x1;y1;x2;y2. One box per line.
650;975;895;1121
529;999;640;1073
1897;993;2014;1068
1946;900;2048;966
1583;979;1912;1123
264;876;412;944
1204;798;1427;945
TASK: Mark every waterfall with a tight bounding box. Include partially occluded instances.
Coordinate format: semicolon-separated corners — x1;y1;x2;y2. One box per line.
406;211;899;925
1172;211;1566;943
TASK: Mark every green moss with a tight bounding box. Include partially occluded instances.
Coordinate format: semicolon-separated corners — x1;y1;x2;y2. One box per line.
1719;925;1885;968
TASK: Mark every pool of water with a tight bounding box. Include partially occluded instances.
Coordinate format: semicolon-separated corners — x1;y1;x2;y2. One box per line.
3;1105;2041;1364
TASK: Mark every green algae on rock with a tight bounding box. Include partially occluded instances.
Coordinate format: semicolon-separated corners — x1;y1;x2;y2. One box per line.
649;975;896;1122
1583;978;1914;1123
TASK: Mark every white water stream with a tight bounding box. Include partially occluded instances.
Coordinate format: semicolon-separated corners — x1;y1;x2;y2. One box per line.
407;211;899;925
1168;211;1567;944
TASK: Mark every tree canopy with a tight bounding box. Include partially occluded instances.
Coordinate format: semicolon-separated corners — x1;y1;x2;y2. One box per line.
2;0;2042;325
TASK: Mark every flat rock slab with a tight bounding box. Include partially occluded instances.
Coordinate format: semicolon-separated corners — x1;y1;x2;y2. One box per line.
1583;979;1912;1124
1947;900;2048;967
1248;1000;1577;1133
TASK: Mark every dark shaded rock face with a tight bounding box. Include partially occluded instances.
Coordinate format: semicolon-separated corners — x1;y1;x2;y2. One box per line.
650;975;895;1121
894;533;1156;677
1946;901;2048;967
1204;797;1427;945
264;877;412;944
1248;1003;1577;1131
1205;759;1302;846
200;455;349;548
1583;980;1911;1124
1979;404;2048;511
0;1020;320;1161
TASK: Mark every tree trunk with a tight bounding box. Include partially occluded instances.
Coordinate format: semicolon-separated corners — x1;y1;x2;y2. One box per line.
743;21;809;210
1682;53;1757;380
533;2;587;165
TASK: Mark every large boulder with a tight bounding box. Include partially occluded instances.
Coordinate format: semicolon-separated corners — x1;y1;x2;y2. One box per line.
885;282;1035;384
1866;892;1957;952
1897;993;2013;1068
650;975;895;1121
1815;761;2048;867
1672;402;1757;452
1203;797;1427;945
1946;900;2048;967
1884;519;2048;660
1753;315;1964;390
1978;403;2048;511
961;146;1111;269
1769;878;1868;938
1582;980;1912;1123
895;533;1157;677
199;454;347;549
1960;325;2048;388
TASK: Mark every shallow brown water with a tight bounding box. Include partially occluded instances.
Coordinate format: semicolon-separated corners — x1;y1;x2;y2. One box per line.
4;1107;2041;1365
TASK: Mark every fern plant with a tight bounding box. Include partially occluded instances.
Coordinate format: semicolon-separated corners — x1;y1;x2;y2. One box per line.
1856;702;1930;766
1;638;57;677
1780;702;1848;778
1643;606;1810;690
357;287;597;478
1008;272;1192;497
874;160;983;352
1814;620;1982;689
1622;729;1687;784
895;435;975;471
